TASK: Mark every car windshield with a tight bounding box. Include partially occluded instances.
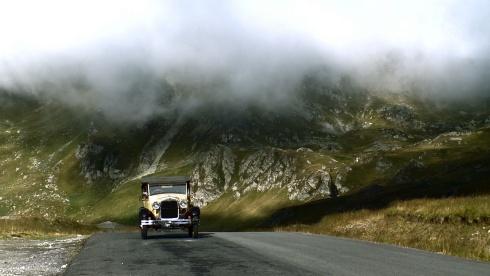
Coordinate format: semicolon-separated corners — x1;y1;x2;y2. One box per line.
149;184;186;195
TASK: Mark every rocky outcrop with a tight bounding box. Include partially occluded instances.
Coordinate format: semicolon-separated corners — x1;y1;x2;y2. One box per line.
2;89;489;222
189;146;348;206
288;169;330;201
75;143;124;184
237;148;295;193
377;104;424;129
191;145;236;206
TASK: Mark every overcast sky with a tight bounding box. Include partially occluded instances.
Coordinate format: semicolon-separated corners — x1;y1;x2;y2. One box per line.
0;0;488;121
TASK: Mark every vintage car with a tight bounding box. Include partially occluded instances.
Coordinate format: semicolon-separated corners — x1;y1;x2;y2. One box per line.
139;176;200;239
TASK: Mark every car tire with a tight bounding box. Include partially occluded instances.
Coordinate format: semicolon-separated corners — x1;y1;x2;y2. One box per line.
141;226;148;240
192;225;198;239
139;208;148;220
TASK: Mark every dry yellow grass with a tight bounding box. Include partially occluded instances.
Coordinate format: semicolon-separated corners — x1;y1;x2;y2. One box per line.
0;217;96;239
202;189;295;231
275;196;490;261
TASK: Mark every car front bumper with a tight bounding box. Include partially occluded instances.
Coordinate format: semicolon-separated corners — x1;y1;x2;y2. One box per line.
140;218;197;228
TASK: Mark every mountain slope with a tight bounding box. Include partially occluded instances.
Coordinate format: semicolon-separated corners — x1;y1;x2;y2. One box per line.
0;82;489;226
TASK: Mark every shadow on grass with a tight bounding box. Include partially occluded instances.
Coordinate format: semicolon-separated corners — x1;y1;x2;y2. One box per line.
99;145;490;232
264;151;490;227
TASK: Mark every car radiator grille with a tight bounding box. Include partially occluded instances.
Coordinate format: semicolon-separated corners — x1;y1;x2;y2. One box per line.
160;200;178;219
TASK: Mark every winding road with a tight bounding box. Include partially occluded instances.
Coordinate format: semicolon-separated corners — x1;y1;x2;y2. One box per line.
65;232;490;275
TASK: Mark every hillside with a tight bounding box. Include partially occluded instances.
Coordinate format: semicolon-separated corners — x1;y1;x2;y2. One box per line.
1;80;489;258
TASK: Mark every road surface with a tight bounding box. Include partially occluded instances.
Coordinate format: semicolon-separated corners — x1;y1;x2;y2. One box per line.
65;232;490;275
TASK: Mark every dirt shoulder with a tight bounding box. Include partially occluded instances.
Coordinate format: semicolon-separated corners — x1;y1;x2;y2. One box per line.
0;235;87;275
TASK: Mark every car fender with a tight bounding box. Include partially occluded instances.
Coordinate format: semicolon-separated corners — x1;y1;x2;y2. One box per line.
190;206;200;218
139;207;156;220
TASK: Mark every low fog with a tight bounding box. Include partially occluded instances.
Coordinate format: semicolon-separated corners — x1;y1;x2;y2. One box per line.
0;0;489;122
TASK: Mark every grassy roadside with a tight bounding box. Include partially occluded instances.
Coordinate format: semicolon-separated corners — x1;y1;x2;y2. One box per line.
201;191;490;262
2;194;487;262
201;189;297;231
1;93;488;260
276;196;490;262
0;217;96;239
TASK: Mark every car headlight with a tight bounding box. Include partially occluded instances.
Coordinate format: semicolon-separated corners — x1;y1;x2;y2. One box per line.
179;201;187;209
152;202;160;210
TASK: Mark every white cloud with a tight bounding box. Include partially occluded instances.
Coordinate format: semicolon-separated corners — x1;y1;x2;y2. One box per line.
0;0;488;121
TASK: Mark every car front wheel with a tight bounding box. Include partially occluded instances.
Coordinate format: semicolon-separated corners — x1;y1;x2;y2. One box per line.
141;226;148;240
192;225;198;239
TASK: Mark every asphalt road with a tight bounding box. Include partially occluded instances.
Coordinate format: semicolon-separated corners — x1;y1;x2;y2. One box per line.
65;232;490;276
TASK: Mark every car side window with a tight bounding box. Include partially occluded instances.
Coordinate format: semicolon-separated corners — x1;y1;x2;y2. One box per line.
142;184;149;200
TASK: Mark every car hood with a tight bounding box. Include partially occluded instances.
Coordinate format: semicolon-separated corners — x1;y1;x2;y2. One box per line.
149;193;186;203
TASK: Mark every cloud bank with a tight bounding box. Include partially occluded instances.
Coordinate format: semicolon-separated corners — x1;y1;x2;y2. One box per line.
0;0;489;121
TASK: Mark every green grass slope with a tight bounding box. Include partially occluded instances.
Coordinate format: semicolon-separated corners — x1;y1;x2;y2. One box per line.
0;88;489;260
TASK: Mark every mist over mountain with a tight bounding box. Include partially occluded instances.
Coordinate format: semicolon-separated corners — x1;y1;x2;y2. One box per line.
1;1;489;123
2;1;490;264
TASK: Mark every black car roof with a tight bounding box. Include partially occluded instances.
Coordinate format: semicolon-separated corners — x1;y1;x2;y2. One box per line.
141;176;190;185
